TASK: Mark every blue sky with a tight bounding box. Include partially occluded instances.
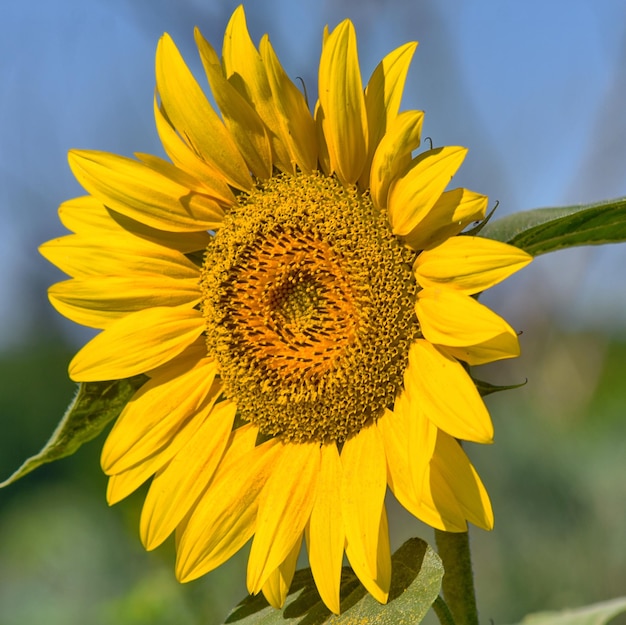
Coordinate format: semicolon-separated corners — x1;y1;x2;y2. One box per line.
1;0;626;349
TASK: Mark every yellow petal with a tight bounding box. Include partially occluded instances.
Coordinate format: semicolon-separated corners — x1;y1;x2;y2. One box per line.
415;236;533;294
431;431;494;530
378;404;463;532
195;28;273;180
318;20;368;184
140;400;237;550
397;388;437;499
106;467;150;506
345;505;391;604
404;340;493;443
442;337;521;368
361;41;418;187
419;463;468;532
387;146;467;236
221;6;292;171
68;150;224;232
364;41;418;141
307;443;344;615
156;33;252;191
106;380;221;505
260;35;317;174
341;422;386;581
176;432;280;582
59;194;213;253
442;342;521;367
377;507;392;601
40;233;200;280
106;448;170;506
322;24;330;46
153;96;236;205
172;426;260;549
101;357;218;473
69;306;204;382
377;408;413;499
261;535;303;609
41;237;199;288
136;152;231;201
403;188;488;251
58;195;122;234
416;288;520;360
48;276;200;329
314;101;331;176
370;110;424;210
313;26;331;175
247;441;320;593
142;337;208;379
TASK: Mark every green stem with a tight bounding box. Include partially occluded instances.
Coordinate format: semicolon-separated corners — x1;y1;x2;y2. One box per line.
434;530;479;625
432;595;457;625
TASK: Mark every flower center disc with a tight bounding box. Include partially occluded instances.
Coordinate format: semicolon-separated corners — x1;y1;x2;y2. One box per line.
201;172;419;443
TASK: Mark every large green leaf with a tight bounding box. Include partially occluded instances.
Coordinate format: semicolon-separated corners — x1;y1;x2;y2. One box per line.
224;538;443;625
479;197;626;255
506;596;626;625
0;376;146;487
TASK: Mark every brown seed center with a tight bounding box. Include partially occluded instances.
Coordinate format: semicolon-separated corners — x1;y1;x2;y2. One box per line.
223;230;359;382
200;171;419;443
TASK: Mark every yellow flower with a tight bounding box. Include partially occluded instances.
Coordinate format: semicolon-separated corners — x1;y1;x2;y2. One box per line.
40;7;532;614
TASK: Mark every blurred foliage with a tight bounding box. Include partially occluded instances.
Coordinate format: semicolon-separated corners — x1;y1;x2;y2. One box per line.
1;332;625;624
0;338;75;491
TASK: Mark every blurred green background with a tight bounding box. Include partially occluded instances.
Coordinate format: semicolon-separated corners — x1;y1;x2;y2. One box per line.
2;0;626;623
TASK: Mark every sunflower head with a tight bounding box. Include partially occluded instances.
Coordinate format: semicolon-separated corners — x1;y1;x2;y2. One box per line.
40;5;532;615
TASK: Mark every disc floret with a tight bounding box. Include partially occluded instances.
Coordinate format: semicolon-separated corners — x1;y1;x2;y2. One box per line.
201;172;419;443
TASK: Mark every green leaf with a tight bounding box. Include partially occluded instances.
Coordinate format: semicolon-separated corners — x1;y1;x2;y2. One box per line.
505;596;626;625
479;197;626;255
0;376;146;487
473;377;527;397
224;538;443;625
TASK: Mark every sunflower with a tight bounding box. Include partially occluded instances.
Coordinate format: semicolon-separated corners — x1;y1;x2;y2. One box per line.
40;6;532;614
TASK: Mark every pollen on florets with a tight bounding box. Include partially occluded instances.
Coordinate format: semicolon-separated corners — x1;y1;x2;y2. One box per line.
200;171;419;443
